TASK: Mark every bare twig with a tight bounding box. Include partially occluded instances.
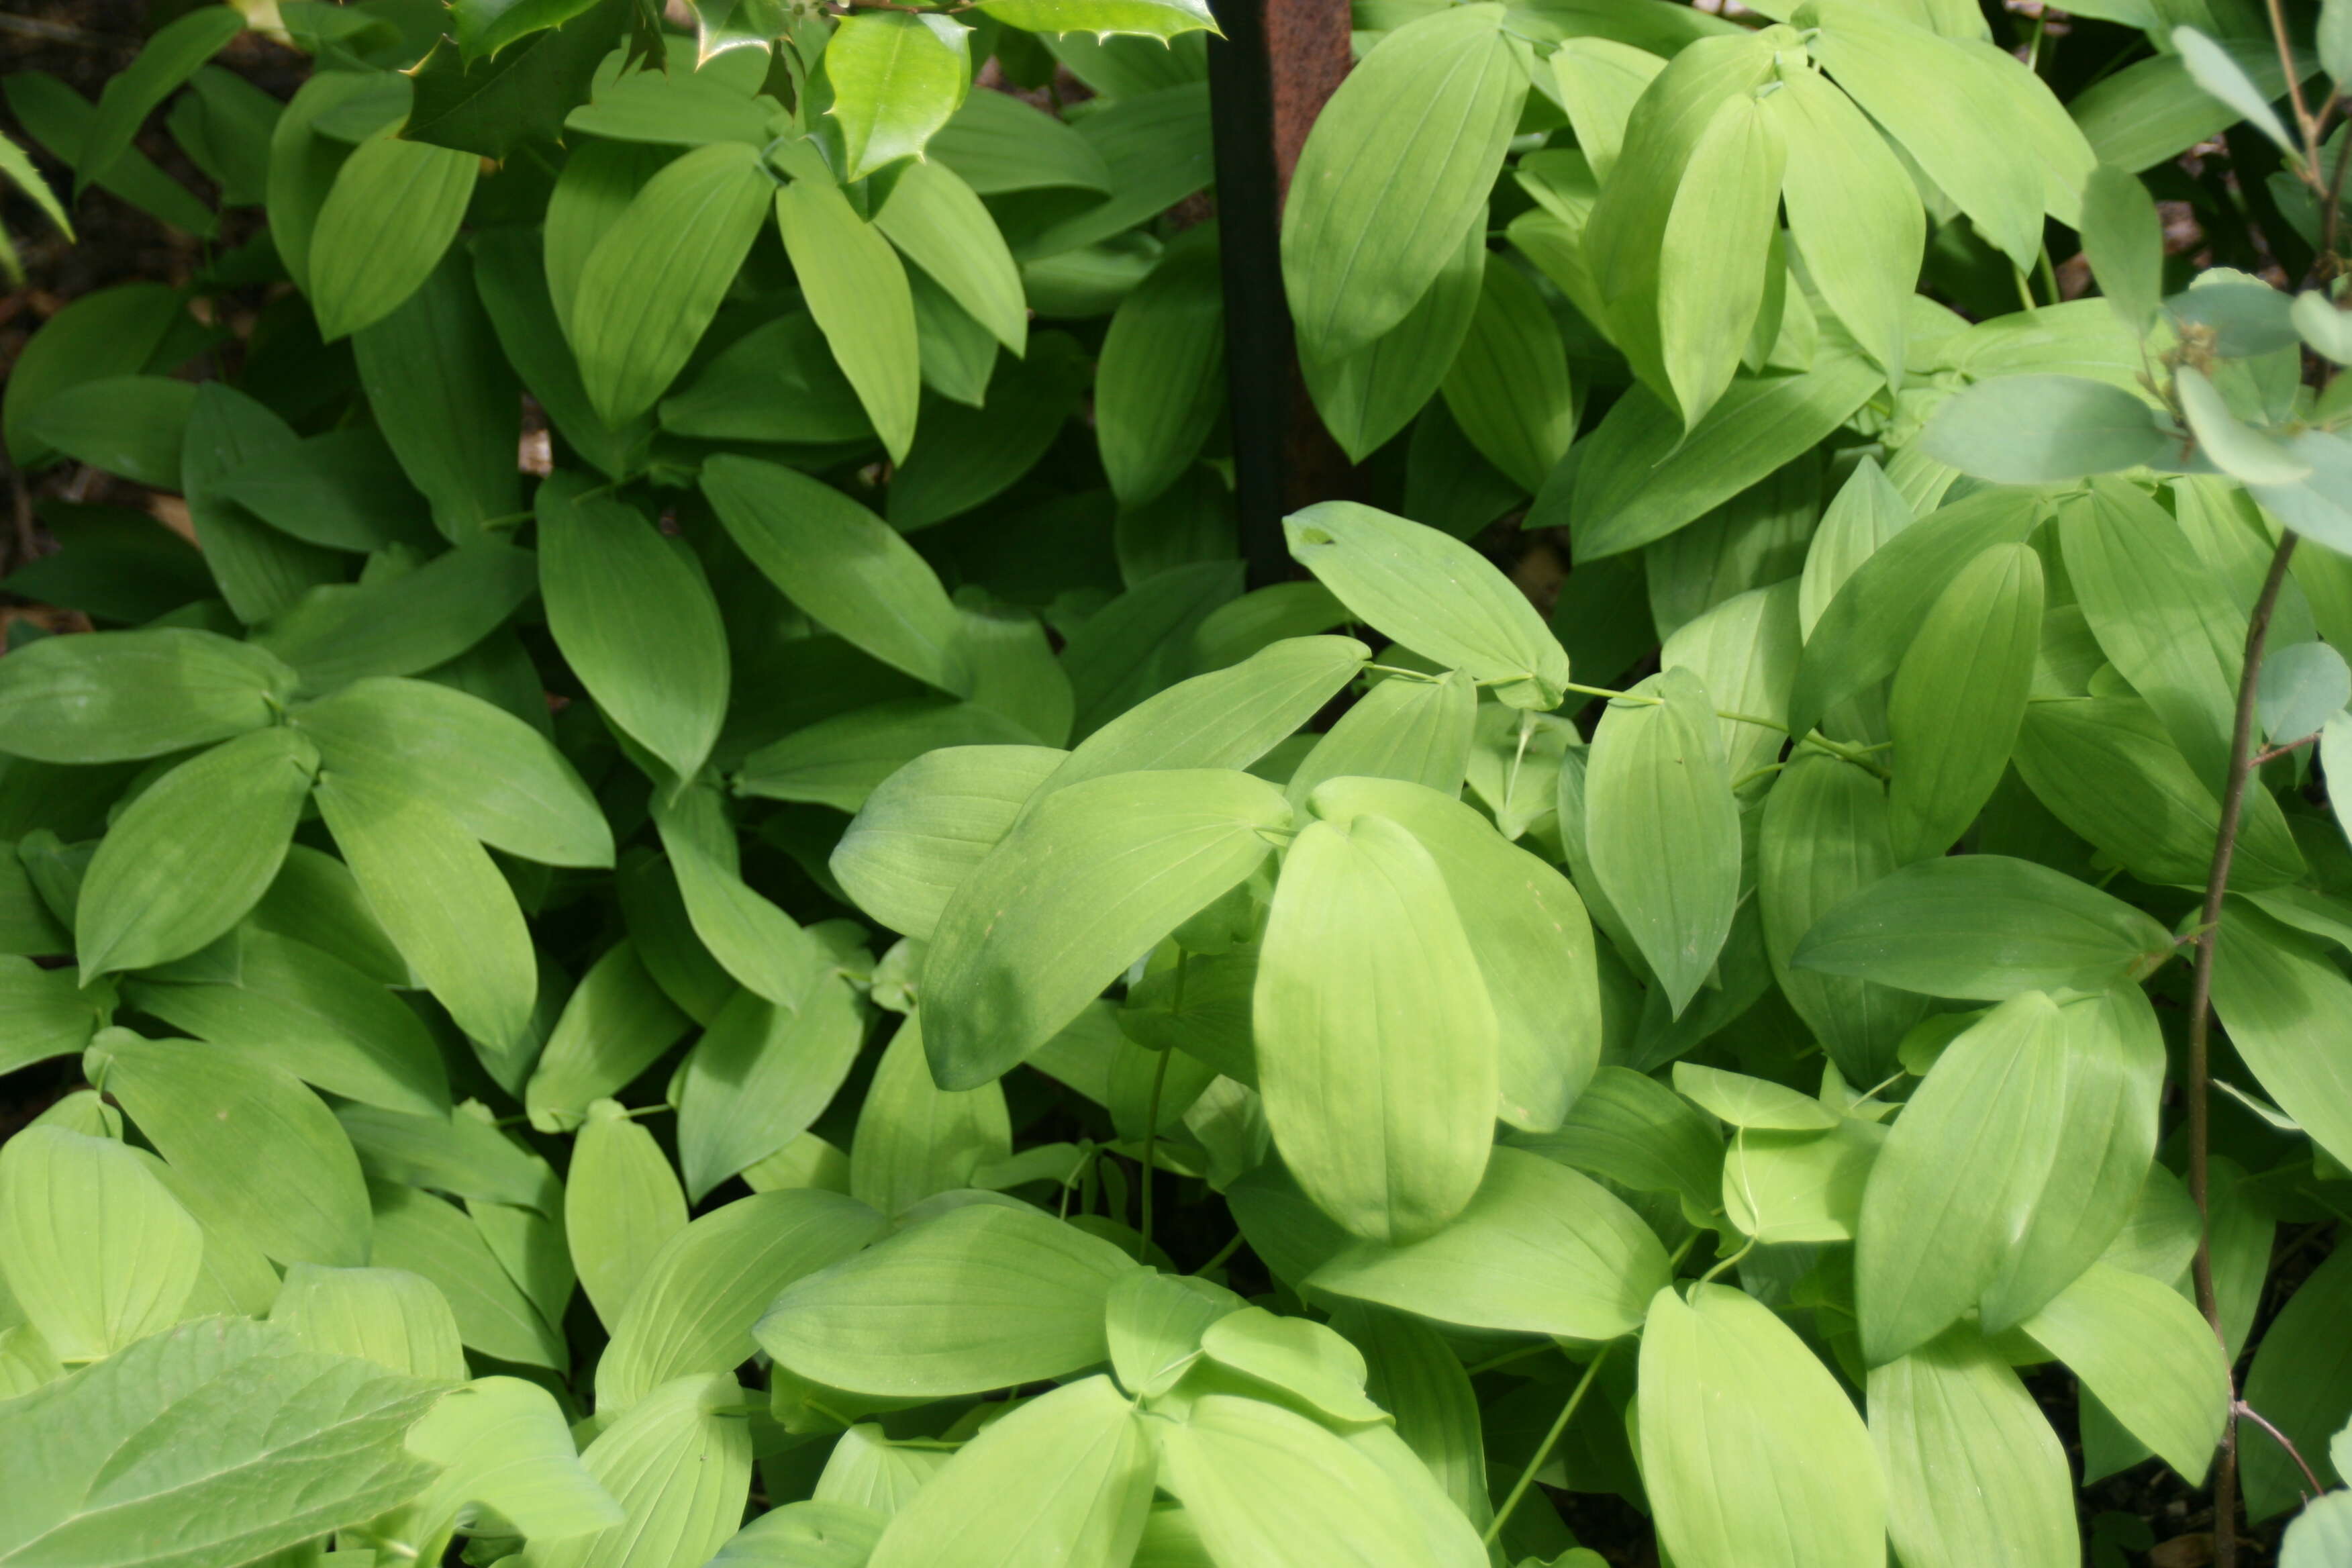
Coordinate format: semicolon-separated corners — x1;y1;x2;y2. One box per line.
2186;530;2300;1568
2236;1400;2329;1500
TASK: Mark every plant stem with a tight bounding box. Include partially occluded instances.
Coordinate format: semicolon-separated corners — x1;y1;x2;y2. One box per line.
2235;1400;2329;1498
1190;1230;1244;1277
2186;528;2299;1568
2265;0;2319;166
1138;1044;1173;1261
1483;1340;1617;1547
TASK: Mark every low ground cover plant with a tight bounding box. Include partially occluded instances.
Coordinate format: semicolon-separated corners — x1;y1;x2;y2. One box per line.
1;0;2351;1563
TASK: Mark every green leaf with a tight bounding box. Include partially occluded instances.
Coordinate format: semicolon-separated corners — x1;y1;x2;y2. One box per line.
1157;1395;1467;1568
867;1376;1153;1567
1561;347;1884;560
336;1104;549;1211
826;13;968;180
2284;1492;2352;1568
211;428;434;554
0;628;296;765
846;1011;1011;1217
976;0;1217;38
2015;696;2307;891
2208;901;2352;1177
1793;854;2171;999
2081;164;2163;332
1285;502;1569;708
712;1502;885;1567
1097;226;1226;508
0;130;70;254
775;175;922;464
402;0;625;162
2058;479;2245;791
73;6;244;200
650;786;831;1008
1255;812;1498;1242
565;1100;688;1332
1720;1118;1883;1244
1439;254;1575;491
117;924;446;1113
1308;1146;1669;1338
516;1372;754;1568
596;1189;886;1412
872;158;1027;356
2016;1261;2231;1477
1789;487;2049;738
1674;1063;1836;1131
1302;217;1485;464
1585;667;1741;1014
1309;774;1598;1131
1510;1065;1724;1221
4;283;183;468
0;959;96;1076
1281;5;1525;362
369;1184;565;1371
292;677;611;869
2257;639;2350;744
77;730;316;979
2240;1245;2352;1519
314;769;538;1057
1765;66;1919;383
538;477;730;785
1885;542;2043;862
1920;374;2172;482
1757;756;1927;1085
1106;1269;1245;1397
394;1375;622;1551
353;250;524;542
88;1029;372;1269
1869;1330;2078;1568
703;455;970;695
922;769;1287;1089
307;136;479;341
0;1317;442;1568
571;142;773;426
1287;669;1477;808
928;87;1112;196
473;230;649;483
679;977;868;1202
1638;1282;1886;1568
181;385;344;627
830;745;1066;940
0;1126;202;1363
1059;562;1246;740
524;940;694;1131
1655;93;1787;430
756;1203;1137;1396
268;1263;467;1381
452;0;605;61
2175;25;2298;157
1854;991;2088;1363
21;375;196;490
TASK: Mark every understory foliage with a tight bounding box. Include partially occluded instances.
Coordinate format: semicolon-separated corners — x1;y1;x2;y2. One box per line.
7;0;2352;1563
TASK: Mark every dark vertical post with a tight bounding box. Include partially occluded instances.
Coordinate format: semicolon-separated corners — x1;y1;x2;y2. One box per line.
1205;0;1355;589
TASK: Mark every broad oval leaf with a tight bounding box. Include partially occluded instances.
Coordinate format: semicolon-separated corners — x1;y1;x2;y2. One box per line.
2208;901;2352;1177
1885;542;2044;862
678;976;869;1202
565;1099;689;1332
1792;854;2173;1000
0;628;297;765
1638;1283;1885;1568
826;12;969;181
755;1202;1137;1396
1920;373;2172;482
76;727;317;979
2016;1261;2231;1478
595;1189;887;1412
569;141;772;426
268;1261;468;1381
1255;813;1498;1242
775;175;922;464
515;1372;754;1568
1869;1330;2077;1568
87;1028;373;1269
830;744;1066;940
1285;501;1569;707
293;677;613;869
867;1376;1154;1568
315;769;538;1057
921;768;1288;1089
1281;5;1525;361
1585;667;1741;1014
0;1126;203;1363
307;134;479;340
1307;1146;1669;1339
537;476;731;786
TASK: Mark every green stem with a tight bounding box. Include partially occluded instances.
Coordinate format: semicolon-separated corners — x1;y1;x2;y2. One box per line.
1191;1230;1245;1277
1137;1045;1173;1262
1483;1342;1618;1547
1464;1341;1561;1378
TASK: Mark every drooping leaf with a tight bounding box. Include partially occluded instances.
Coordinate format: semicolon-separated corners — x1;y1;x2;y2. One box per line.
1869;1330;2077;1568
1255;812;1498;1242
756;1203;1138;1396
1638;1283;1886;1568
921;769;1288;1089
775;174;922;464
2017;1261;2231;1478
0;1126;203;1364
514;1372;754;1568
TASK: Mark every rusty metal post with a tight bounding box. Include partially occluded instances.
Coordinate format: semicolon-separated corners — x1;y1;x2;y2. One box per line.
1204;0;1355;588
